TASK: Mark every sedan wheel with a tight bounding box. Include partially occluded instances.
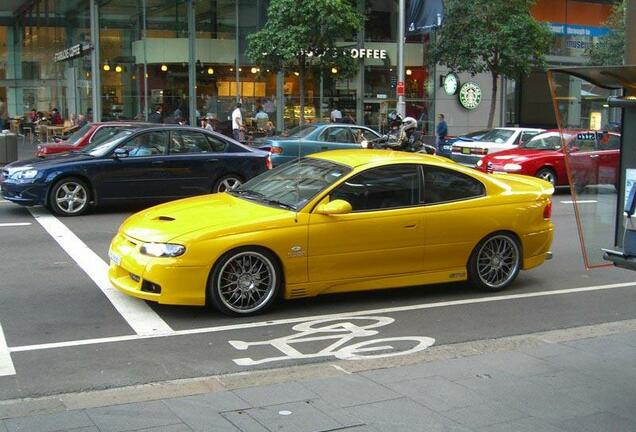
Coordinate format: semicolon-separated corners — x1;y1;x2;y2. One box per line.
214;175;243;193
536;168;556;186
209;248;281;316
49;178;90;216
468;233;521;291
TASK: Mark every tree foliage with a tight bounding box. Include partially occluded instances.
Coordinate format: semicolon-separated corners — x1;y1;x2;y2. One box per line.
247;0;364;125
429;0;552;127
586;0;625;66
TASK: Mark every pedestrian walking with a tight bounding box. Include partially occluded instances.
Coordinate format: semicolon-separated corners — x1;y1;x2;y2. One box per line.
232;102;243;142
148;105;163;123
330;105;342;123
0;97;8;130
436;113;448;153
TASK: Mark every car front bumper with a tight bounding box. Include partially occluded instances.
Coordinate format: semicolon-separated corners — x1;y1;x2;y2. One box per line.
108;232;209;306
0;180;48;206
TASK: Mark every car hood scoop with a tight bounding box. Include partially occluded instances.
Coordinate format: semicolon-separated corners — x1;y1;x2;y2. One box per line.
154;216;175;221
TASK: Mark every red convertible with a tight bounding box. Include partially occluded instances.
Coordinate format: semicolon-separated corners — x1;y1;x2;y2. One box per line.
476;130;620;190
36;122;151;157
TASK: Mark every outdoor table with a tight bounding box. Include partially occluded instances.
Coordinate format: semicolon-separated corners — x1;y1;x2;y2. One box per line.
44;125;64;142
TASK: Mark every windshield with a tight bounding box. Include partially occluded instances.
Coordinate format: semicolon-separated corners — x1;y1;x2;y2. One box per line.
230;157;351;211
522;132;564;150
286;125;317;139
80;130;135;157
67;123;93;145
478;129;515;143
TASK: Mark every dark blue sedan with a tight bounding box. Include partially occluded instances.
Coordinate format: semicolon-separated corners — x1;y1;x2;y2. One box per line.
0;126;269;216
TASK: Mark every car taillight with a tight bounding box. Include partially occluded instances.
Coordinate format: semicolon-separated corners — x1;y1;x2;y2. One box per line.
471;148;488;155
270;146;283;154
452;146;460;152
266;155;272;170
543;200;552;219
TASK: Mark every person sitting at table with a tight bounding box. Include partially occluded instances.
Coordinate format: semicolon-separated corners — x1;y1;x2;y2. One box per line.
28;109;38;123
51;108;63;126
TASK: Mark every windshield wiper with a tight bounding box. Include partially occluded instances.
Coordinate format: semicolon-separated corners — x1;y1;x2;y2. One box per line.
230;189;296;210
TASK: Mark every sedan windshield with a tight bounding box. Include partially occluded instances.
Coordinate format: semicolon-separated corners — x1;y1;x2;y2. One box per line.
230;158;351;211
66;123;92;145
79;130;135;157
522;133;563;150
286;125;317;139
478;129;515;143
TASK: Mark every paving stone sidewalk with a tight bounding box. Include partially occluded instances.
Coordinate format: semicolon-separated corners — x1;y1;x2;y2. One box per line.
2;330;636;432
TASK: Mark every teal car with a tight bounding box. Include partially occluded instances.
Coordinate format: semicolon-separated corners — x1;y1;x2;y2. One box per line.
259;123;381;167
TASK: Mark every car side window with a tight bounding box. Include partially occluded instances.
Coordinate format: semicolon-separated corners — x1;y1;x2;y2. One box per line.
119;131;168;157
319;127;355;143
352;128;378;143
329;165;420;211
423;166;485;204
91;127;118;144
206;134;228;152
599;133;620;150
170;131;214;154
519;131;539;145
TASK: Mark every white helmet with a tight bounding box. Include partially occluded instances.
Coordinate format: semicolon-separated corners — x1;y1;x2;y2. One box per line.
402;116;417;131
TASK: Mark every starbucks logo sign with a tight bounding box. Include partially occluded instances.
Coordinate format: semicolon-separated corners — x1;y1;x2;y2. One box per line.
459;82;482;110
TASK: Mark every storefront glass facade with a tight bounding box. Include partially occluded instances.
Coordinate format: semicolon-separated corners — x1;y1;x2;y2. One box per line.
3;0;433;135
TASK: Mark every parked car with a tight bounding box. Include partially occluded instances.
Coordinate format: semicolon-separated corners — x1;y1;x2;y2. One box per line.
36;122;154;157
475;130;620;190
258;123;381;167
1;126;269;216
445;129;491;146
451;127;545;166
108;149;554;316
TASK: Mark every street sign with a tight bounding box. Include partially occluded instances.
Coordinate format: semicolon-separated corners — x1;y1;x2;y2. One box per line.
396;81;405;96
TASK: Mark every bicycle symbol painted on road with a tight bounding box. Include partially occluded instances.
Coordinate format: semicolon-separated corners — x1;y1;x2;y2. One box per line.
228;316;435;366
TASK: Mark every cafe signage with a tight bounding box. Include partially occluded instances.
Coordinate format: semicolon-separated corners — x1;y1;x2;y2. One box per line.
301;47;388;60
458;82;482;110
54;43;92;63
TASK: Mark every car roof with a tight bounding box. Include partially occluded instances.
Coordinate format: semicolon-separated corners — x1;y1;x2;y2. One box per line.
495;127;545;132
309;149;448;168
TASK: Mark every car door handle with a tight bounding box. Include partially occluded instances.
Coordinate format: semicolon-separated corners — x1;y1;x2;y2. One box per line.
151;160;165;165
589;154;599;159
206;159;219;163
321;146;329;150
404;223;417;229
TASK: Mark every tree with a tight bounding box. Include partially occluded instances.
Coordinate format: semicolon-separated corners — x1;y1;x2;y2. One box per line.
246;0;364;125
429;0;552;128
586;0;625;66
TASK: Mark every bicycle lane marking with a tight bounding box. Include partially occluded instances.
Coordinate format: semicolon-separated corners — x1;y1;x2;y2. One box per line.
28;207;174;337
0;323;16;376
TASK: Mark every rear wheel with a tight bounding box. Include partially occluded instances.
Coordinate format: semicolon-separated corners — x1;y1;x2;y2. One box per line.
468;233;521;291
536;168;557;186
213;174;243;193
48;177;90;216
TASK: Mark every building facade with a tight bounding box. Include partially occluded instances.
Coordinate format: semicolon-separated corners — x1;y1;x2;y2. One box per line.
0;0;617;138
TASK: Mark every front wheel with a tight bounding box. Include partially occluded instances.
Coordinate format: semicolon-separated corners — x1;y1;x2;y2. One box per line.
48;177;90;216
208;248;282;316
536;168;557;186
468;233;521;291
213;174;243;193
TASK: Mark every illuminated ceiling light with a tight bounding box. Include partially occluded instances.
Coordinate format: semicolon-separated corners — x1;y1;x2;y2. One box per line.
207;67;214;75
131;74;136;80
161;64;168;72
145;73;149;78
230;67;234;71
239;68;242;72
293;71;300;76
266;69;270;72
406;69;412;76
103;63;110;71
331;67;338;74
251;67;258;74
115;65;122;73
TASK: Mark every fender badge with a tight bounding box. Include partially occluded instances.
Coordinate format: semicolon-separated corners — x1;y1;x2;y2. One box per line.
288;245;305;257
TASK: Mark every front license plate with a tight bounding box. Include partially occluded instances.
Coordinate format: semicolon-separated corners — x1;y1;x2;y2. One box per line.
109;251;121;266
462;147;471;154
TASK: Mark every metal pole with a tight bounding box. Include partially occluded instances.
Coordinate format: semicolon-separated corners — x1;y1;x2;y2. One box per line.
626;0;636;67
89;0;101;121
235;0;240;103
397;0;405;117
319;69;323;121
188;0;196;126
142;0;148;121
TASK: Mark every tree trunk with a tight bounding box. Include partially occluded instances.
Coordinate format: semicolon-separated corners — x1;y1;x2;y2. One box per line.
488;71;498;129
299;57;306;126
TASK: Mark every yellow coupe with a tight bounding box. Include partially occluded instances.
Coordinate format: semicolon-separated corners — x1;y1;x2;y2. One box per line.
108;150;554;316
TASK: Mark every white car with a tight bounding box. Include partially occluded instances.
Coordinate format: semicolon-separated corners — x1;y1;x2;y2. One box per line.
451;127;545;166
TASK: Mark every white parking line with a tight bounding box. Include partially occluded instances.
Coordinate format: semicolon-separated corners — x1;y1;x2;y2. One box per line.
28;207;174;337
8;280;636;354
0;223;31;227
560;200;598;204
0;323;16;377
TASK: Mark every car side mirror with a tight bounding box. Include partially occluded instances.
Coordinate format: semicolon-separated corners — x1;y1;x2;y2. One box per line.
113;148;129;159
315;199;352;215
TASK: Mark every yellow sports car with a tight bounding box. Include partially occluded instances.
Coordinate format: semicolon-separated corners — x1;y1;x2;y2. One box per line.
108;150;554;316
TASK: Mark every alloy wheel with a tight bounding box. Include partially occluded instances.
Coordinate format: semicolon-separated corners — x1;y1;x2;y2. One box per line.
55;181;88;215
216;176;242;192
537;169;556;186
216;251;276;314
476;235;520;289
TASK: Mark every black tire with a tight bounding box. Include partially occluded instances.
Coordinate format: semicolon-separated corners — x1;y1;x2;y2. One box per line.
48;177;91;216
208;247;282;316
468;232;521;292
536;168;557;186
213;174;244;193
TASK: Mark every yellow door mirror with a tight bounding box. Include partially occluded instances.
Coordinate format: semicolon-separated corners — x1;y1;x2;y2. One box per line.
315;199;353;215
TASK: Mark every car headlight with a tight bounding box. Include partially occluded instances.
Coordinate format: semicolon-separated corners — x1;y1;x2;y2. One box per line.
503;163;522;171
140;242;186;257
10;169;38;180
476;159;483;167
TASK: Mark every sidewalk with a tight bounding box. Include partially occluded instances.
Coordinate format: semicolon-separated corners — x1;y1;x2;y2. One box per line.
1;323;635;432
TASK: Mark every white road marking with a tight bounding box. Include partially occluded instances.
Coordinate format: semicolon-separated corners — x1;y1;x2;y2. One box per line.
0;323;16;376
560;200;598;204
8;280;636;354
0;222;31;227
28;207;173;337
0;200;11;203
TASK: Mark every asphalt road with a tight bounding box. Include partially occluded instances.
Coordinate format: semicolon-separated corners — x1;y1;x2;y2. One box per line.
1;189;635;401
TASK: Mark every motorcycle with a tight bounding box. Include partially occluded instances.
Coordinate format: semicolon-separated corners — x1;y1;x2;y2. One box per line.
361;127;437;155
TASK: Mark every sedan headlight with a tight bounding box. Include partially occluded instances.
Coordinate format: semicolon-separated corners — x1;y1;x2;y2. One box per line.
10;169;38;180
503;163;522;171
140;242;186;257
